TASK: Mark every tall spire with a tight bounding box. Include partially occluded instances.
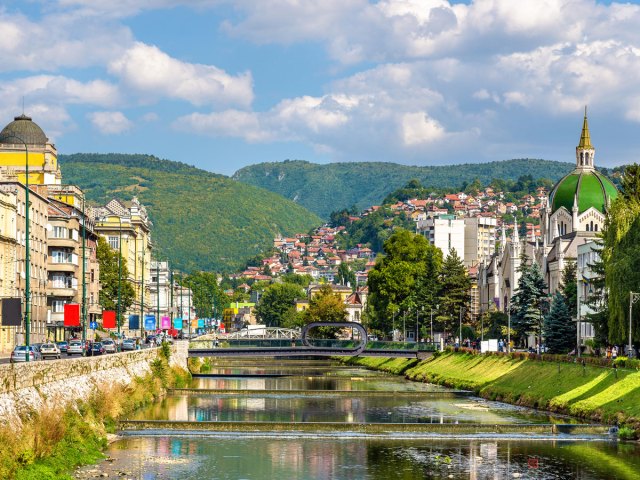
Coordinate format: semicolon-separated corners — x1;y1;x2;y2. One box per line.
576;106;595;170
578;106;592;149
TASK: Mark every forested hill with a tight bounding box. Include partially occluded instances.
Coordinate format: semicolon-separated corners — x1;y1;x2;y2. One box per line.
59;154;322;273
233;159;575;219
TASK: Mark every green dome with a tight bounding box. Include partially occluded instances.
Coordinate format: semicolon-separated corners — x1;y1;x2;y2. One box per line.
549;169;618;215
0;114;48;145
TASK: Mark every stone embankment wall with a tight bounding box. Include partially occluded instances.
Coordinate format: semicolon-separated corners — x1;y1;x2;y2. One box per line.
0;341;189;424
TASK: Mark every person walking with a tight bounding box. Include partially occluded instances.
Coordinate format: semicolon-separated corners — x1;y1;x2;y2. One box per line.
612;345;618;360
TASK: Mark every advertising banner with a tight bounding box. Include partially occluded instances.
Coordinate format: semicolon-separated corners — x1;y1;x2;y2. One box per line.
128;314;140;330
1;298;22;327
63;303;80;327
144;315;156;331
191;318;198;329
197;318;204;328
103;310;116;329
161;316;171;329
173;318;183;330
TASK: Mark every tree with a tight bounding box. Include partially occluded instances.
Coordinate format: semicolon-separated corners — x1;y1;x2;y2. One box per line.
510;260;547;345
304;285;347;323
255;283;305;327
183;271;226;319
96;236;135;326
602;163;640;344
336;262;356;289
438;249;471;337
367;230;442;335
585;239;608;346
560;261;577;319
543;292;576;354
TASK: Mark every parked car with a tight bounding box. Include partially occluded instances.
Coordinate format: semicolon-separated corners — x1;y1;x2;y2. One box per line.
40;343;61;359
121;339;136;351
56;341;69;353
102;339;117;353
89;342;106;356
146;335;156;345
67;340;86;356
10;345;42;363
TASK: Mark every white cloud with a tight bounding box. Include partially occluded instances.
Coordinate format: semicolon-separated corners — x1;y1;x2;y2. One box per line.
401;112;446;145
88;111;133;134
108;42;254;107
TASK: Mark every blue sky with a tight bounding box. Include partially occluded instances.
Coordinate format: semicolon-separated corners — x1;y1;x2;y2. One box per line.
1;0;640;176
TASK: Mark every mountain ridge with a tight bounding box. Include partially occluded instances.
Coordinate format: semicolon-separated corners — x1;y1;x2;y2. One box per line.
233;158;575;218
59;153;322;273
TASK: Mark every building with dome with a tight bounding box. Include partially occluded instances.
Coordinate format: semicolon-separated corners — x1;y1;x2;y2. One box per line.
478;109;619;338
0;114;62;185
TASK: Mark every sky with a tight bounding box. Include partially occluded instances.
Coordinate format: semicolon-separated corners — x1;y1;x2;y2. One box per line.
1;0;640;176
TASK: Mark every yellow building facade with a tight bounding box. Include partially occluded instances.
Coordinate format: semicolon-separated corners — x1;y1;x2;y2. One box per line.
94;198;153;333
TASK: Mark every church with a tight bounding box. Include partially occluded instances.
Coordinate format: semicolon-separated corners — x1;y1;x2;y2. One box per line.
478;109;618;341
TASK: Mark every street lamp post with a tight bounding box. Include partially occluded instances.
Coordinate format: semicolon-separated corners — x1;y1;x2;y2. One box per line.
0;132;30;360
416;309;419;344
459;307;463;347
430;308;434;343
629;292;640;358
81;195;87;354
117;217;122;337
156;259;160;332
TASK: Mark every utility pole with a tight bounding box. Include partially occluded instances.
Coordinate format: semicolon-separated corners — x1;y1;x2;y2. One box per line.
140;242;144;339
81;195;87;351
629;292;640;358
188;279;192;338
170;270;174;324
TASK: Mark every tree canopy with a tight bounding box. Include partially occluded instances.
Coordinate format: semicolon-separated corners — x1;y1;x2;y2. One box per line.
96;236;135;325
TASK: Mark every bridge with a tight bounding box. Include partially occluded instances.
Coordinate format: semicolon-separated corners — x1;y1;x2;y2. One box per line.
189;322;436;359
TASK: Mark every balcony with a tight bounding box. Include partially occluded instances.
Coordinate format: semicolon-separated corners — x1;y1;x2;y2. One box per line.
48;238;76;248
48;262;78;273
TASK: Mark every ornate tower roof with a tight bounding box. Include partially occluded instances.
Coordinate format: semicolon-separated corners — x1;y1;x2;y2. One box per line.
549;108;617;215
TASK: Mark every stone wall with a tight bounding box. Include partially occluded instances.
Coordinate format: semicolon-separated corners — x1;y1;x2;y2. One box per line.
0;341;188;424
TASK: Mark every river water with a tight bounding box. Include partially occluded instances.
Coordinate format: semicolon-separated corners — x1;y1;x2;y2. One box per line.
83;359;640;479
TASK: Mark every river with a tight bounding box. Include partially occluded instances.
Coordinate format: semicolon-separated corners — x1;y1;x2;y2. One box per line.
77;359;640;479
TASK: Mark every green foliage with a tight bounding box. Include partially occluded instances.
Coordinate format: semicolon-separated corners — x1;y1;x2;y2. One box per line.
254;282;305;327
584;239;609;345
336;262;356;289
367;230;443;335
234;159;574;219
96;236;135;325
336;206;413;252
510;260;547;343
618;426;637;441
60;153;321;272
438;249;471;334
303;285;347;325
602;163;640;344
560;260;578;319
182;271;226;319
543;292;577;354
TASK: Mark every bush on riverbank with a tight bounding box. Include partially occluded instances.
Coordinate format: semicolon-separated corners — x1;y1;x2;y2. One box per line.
0;353;190;479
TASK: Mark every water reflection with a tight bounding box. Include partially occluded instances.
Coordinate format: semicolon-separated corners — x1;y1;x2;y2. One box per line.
101;437;638;480
134;393;573;425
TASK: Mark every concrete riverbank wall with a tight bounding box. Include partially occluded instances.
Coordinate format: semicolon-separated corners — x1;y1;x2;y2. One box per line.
0;341;188;424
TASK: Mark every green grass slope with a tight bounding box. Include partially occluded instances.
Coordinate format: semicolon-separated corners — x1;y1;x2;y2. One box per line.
59;154;322;273
351;352;640;428
233;159;574;218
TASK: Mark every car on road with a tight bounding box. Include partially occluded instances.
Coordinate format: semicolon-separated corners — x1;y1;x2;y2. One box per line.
40;343;61;359
56;341;69;353
10;345;42;363
89;342;105;356
101;339;117;353
121;339;136;351
67;340;86;356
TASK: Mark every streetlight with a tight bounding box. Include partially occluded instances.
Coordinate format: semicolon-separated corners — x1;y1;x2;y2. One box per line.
459;307;464;347
0;132;30;360
629;292;640;358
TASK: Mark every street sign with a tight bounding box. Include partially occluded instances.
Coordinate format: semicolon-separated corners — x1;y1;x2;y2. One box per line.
90;321;98;330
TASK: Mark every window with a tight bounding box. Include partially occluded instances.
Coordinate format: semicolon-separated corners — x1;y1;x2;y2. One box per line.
51;250;72;263
108;236;119;249
52;226;68;238
52;300;65;313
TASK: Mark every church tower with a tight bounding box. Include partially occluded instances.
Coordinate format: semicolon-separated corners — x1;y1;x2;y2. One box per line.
576;106;595;171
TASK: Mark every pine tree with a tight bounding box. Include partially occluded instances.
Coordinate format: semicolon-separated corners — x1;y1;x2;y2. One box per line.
584;239;609;345
438;248;471;335
543;292;577;353
560;260;577;319
510;261;547;344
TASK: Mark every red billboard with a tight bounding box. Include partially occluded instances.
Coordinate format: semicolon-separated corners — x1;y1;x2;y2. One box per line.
103;310;116;329
63;303;80;327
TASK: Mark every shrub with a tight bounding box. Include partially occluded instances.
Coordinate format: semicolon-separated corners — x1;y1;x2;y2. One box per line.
618;426;638;440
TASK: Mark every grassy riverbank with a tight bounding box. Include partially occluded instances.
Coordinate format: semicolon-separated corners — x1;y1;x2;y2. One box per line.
345;351;640;431
0;347;190;480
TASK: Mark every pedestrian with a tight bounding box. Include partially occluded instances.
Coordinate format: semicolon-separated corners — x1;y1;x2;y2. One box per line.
612;346;618;360
498;339;504;353
606;346;611;359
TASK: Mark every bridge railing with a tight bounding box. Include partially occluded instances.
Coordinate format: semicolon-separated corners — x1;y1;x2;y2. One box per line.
189;339;439;351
